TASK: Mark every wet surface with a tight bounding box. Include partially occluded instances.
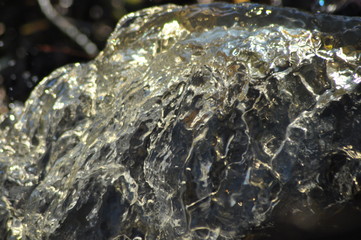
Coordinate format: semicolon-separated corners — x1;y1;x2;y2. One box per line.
1;2;361;239
1;0;360;107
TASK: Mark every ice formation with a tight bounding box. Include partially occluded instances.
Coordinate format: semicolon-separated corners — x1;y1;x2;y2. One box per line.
1;3;361;239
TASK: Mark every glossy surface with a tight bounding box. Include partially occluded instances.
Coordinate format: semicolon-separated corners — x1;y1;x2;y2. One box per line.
0;3;361;239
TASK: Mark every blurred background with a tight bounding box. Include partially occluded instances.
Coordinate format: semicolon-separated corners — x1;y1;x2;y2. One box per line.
0;0;360;112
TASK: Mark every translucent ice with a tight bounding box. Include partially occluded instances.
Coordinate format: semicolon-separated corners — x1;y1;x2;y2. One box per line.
1;3;361;239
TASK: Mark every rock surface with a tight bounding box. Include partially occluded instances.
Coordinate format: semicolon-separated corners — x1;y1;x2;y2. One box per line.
1;3;361;239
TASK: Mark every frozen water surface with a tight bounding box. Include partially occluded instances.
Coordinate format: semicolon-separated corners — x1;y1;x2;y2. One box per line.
1;3;361;239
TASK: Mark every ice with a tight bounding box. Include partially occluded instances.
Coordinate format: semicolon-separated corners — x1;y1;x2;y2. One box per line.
1;3;361;239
